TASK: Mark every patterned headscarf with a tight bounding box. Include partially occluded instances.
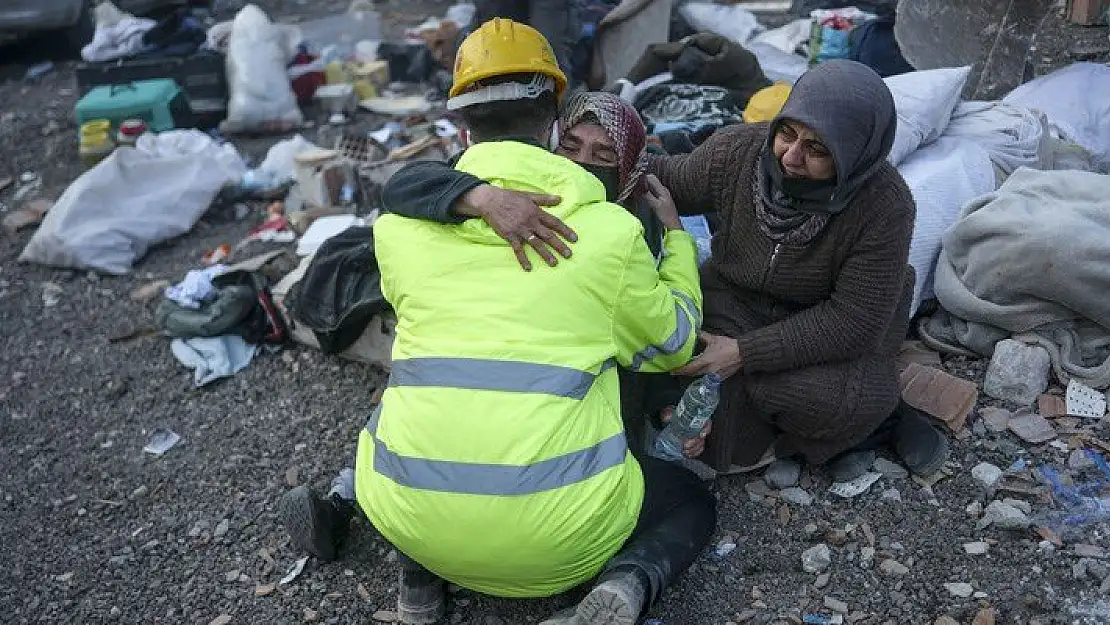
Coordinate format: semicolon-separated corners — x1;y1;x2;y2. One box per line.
560;92;648;203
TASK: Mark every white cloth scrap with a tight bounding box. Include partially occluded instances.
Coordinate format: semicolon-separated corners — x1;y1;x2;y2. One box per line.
81;17;157;63
165;265;228;309
171;335;258;387
942;101;1051;179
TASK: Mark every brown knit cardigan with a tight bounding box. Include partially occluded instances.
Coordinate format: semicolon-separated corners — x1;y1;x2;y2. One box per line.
649;123;917;466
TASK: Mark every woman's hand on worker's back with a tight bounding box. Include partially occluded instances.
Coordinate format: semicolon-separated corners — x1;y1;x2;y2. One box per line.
459;184;577;271
673;331;743;379
642;174;683;231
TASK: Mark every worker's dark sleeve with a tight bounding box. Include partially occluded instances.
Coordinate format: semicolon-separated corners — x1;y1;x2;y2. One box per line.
380;159;484;224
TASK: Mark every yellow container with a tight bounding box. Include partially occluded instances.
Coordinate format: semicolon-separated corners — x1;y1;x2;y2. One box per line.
325;60;349;85
743;83;792;124
79;119;114;167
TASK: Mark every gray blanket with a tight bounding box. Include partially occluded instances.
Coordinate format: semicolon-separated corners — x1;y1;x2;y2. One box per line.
923;167;1110;388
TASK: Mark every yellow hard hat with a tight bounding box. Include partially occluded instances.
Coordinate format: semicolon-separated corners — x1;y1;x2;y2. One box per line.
743;83;792;123
449;18;568;101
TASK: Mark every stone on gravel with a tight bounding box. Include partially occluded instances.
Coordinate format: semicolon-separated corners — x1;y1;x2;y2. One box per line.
1002;498;1032;515
304;607;320;622
1070;449;1096;470
979;407;1012;432
129;485;148;500
983;340;1051;405
934;617;959;625
966;501;983;516
860;546;875;566
764;459;802;489
971;462;1004;489
823;596;849;614
963;541;990;555
41;282;63;307
802;544;832;573
1007;412;1057;444
225;570;240;583
255;583;276;596
745;479;773;501
1075;544;1108;559
873;457;908;479
977;500;1031;530
972;609;996;625
879;559;909;576
780;487;814;506
372;610;398;622
214;518;230;537
815;573;830;589
881;488;901;501
208;617;232;625
944;582;974;598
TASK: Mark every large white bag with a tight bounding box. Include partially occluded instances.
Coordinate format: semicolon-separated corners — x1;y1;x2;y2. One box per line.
678;3;764;44
885;66;971;167
1004;62;1110;173
223;4;304;132
897;136;996;315
19;131;246;275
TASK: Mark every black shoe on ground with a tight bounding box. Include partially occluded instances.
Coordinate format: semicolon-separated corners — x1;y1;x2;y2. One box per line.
279;486;354;562
893;401;950;476
826;450;877;482
398;566;447;625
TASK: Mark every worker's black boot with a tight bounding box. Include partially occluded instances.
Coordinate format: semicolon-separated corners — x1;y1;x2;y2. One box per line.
893;401;950;476
575;567;649;625
279;481;355;562
397;560;446;625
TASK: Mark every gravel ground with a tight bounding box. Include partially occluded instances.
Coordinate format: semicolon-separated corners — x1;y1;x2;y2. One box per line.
2;2;1109;624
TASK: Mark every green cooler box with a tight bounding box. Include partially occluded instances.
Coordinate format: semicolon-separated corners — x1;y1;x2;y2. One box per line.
75;79;190;132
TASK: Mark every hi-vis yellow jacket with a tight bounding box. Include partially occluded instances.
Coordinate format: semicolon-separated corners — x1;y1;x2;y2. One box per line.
356;140;702;598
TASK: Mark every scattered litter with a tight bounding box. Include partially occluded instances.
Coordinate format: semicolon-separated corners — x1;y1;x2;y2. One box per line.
713;538;736;559
372;609;399;622
208;616;232;625
964;541;990;555
26;62;55;80
829;472;882;498
41;282;63;307
54;571;74;582
296;215;366;256
279;555;309;585
255;583;276;596
780;487;814;506
879;559;909;576
359;95;432;116
1066;379;1106;418
803;615;833;625
142;428;181;456
944;582;974;598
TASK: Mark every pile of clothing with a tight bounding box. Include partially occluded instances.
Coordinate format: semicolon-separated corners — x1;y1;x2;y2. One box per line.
82;3;208;63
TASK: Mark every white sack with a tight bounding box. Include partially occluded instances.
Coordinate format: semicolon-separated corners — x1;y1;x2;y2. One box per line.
896;137;996;316
223;4;304;132
746;43;809;85
19;131;246;275
885;66;971;167
942;101;1050;179
678;3;765;44
750;18;811;54
1003;62;1110;173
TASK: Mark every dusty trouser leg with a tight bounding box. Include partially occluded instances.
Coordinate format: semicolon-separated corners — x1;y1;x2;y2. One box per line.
577;455;717;622
396;553;447;625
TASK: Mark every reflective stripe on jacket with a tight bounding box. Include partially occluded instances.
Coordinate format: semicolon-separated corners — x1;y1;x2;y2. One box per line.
356;140;702;598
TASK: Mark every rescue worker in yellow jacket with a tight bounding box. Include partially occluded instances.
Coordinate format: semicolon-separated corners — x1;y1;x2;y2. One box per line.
281;20;717;625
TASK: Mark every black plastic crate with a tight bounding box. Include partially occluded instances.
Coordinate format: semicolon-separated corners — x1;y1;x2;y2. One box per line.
76;52;227;129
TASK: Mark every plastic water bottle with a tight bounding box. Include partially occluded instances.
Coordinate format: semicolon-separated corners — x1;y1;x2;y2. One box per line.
652;373;723;462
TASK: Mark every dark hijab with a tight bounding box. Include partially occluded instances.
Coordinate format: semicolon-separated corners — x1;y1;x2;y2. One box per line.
755;60;897;245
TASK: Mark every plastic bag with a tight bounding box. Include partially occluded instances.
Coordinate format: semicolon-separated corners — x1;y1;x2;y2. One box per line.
1003;62;1110;173
678;3;764;45
885;66;971;166
745;43;809;85
19;131;246;275
942;101;1050;178
222;4;303;133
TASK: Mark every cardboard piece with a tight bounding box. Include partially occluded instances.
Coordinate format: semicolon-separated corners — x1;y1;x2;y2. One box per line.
899;362;978;432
